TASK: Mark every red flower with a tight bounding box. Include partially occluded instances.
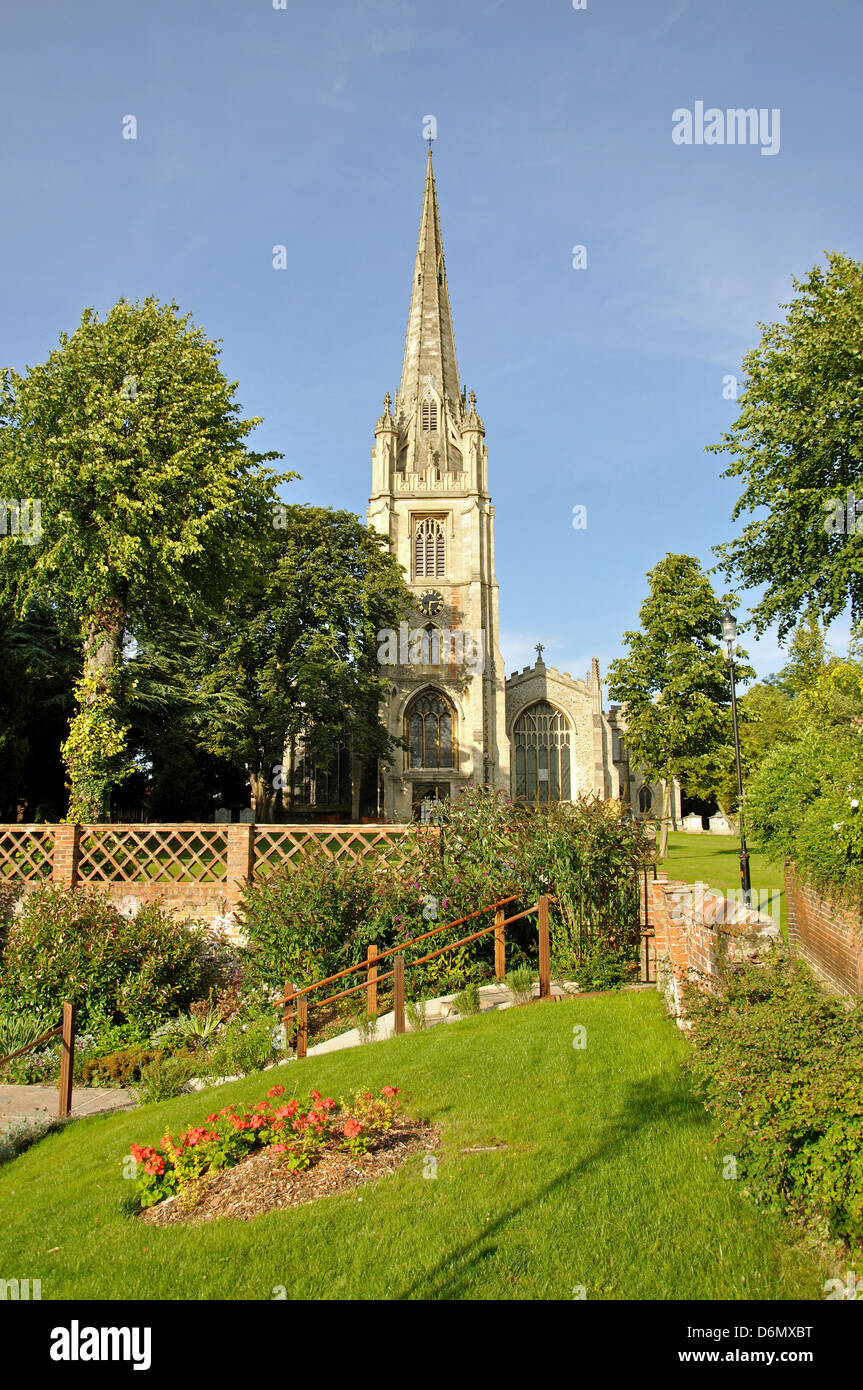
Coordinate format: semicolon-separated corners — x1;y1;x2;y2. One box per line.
381;1086;400;1097
144;1156;165;1176
343;1118;363;1139
267;1085;286;1098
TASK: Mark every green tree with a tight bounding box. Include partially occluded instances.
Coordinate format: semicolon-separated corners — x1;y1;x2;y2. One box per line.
772;609;830;696
607;554;748;856
711;252;863;639
187;506;412;821
0;298;291;820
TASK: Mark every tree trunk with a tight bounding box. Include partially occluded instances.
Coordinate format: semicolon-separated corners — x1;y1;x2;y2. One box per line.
249;769;276;823
658;778;672;860
350;754;363;824
64;599;127;822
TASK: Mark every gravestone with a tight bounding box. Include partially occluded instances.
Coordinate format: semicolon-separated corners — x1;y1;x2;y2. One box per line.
214;808;231;824
238;808;254;824
682;814;704;834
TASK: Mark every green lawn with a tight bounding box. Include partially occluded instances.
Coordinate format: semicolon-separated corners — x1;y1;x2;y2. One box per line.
0;991;824;1300
660;831;788;935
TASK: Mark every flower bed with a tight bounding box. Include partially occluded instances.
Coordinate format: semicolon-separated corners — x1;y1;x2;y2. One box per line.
129;1082;404;1212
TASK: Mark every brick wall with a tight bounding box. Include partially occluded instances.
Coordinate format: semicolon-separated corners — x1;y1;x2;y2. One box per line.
785;863;863;997
649;874;781;1024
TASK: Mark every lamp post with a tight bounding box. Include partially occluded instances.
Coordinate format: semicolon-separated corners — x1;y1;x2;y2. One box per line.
722;609;751;905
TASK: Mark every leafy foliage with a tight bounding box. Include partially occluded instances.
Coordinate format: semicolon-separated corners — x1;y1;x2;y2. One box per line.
0;885;219;1033
711;251;863;638
606;554;749;850
239;787;649;996
0;297;290;817
685;951;863;1247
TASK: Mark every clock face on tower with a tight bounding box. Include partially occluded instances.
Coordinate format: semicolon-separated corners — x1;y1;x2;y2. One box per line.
417;589;444;617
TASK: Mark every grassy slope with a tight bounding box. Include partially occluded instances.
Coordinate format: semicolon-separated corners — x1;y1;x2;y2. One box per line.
0;991;823;1301
660;831;788;935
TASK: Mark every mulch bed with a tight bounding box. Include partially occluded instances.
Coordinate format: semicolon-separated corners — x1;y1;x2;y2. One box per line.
139;1119;441;1225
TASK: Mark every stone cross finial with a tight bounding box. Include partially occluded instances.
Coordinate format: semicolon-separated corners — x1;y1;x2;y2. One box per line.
535;642;545;662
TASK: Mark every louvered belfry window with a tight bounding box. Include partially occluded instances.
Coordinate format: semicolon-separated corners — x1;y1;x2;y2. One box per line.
421;398;438;432
414;517;446;578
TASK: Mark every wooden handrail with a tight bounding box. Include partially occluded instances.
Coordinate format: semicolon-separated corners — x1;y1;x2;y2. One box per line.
0;1023;62;1067
278;895;552;1058
277;895;520;1005
0;1002;76;1118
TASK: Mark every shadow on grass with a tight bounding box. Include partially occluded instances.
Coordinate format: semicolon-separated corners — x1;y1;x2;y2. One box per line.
392;1071;710;1300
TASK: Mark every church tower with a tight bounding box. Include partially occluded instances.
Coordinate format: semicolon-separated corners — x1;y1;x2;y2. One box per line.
367;147;509;821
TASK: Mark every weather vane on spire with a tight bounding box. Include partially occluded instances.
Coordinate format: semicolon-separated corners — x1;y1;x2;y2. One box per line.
422;114;437;147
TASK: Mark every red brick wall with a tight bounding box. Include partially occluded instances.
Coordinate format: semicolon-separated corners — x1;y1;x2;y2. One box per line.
648;876;781;1024
785;864;863;997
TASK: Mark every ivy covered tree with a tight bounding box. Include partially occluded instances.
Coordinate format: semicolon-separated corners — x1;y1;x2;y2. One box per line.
607;554;749;857
711;252;863;639
0;298;291;820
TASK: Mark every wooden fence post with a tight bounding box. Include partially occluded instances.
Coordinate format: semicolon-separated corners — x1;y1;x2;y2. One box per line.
393;954;405;1035
366;944;378;1016
58;1002;76;1119
537;896;551;1000
296;996;308;1060
494;904;506;981
283;979;295;1046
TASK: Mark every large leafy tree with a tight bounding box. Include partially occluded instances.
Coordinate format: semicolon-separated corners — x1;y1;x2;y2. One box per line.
185;506;412;821
607;554;749;856
0;298;290;820
711;252;863;639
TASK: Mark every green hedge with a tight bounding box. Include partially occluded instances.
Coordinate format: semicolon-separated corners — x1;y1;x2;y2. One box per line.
684;951;863;1248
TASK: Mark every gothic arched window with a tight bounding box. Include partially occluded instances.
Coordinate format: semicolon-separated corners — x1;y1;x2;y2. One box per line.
406;689;456;769
421;397;438;433
638;785;653;814
414;516;446;578
513;701;571;803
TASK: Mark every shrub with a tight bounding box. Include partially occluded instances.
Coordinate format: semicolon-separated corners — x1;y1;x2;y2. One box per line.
239;788;649;997
684;949;863;1247
506;964;533;1004
573;940;638;992
453;982;481;1015
135;1053;199;1105
0;885;219;1033
205;1013;280;1079
746;689;863;903
0;1114;69;1167
81;1047;164;1088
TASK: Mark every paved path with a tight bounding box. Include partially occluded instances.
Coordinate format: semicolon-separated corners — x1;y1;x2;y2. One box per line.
0;1084;136;1132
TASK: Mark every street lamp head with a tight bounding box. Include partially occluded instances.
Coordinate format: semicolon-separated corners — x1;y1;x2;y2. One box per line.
722;609;737;655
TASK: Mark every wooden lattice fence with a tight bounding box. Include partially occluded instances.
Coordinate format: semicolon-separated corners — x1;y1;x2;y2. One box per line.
0;824;430;927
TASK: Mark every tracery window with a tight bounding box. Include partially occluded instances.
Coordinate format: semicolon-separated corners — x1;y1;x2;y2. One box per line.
513;701;571;803
421;398;438;432
406;690;455;769
414;516;446;578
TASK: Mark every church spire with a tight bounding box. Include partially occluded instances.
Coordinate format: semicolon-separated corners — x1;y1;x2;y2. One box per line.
398;145;460;413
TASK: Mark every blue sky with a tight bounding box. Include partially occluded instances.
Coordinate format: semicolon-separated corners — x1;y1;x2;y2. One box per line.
2;0;861;687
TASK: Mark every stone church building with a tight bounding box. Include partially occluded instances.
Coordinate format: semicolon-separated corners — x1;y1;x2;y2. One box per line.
365;148;677;826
